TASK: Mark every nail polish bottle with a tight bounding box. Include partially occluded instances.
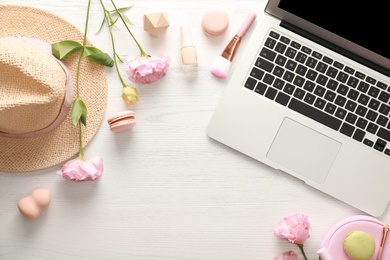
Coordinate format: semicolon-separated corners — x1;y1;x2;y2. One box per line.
180;26;198;71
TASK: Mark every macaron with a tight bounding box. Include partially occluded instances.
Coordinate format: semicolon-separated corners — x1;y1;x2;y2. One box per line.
343;231;375;260
107;110;136;133
201;10;229;37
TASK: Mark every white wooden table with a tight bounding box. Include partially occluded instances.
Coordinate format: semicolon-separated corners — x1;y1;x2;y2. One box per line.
1;0;389;259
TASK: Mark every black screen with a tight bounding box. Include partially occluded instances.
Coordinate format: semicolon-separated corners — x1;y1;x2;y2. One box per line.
278;0;390;59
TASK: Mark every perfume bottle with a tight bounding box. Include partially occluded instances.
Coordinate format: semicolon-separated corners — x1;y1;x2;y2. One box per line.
180;26;198;71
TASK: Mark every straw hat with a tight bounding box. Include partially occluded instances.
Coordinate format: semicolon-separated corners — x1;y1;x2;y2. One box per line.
0;5;108;172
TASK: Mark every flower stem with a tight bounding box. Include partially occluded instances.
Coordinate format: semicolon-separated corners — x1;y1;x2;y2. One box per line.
99;0;127;88
75;0;92;157
297;244;308;260
109;0;148;57
78;123;84;157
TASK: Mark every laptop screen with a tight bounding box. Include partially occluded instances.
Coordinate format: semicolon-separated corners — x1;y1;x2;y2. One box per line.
278;0;389;60
266;0;390;72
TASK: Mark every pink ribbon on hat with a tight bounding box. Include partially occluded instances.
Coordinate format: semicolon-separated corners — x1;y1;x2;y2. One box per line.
0;37;74;139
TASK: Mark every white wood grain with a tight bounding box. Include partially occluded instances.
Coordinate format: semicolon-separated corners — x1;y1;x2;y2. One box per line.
1;0;388;259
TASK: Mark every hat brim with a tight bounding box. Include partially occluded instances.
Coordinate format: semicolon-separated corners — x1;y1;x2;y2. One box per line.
0;5;108;172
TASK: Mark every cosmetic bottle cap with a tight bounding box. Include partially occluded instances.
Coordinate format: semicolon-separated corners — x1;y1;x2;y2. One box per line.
180;26;193;47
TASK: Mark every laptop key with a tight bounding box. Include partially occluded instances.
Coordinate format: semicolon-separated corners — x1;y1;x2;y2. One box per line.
296;64;308;76
265;86;278;100
333;61;344;69
363;139;374;147
275;55;287;66
283;71;294;82
326;67;338;78
355;71;365;80
264;38;277;49
304;93;316;104
245;77;258;90
377;81;387;90
368;86;380;98
323;56;333;64
283;83;295;94
340;123;355;137
305;57;317;68
314;98;326;109
325;103;336;114
291;41;301;49
374;139;386;152
366;76;376;85
260;47;277;61
263;73;275;85
377;115;389;127
273;78;285;90
294;88;306;100
275;92;290;106
273;66;285;77
254;82;267;95
275;42;287;54
352;128;365;142
344;66;355;74
316;61;328;73
285;47;297;58
302;46;311;54
336;71;348;83
312;51;322;59
378;91;390;103
286;59;297;71
269;31;280;39
378;127;390;142
295;52;307;63
288;98;342;131
356;118;368;129
367;123;378;135
255;57;274;72
379;103;390;115
249;67;264;81
280;36;290;44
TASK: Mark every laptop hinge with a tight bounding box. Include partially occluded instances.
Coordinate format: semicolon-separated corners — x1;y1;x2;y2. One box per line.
280;20;390;78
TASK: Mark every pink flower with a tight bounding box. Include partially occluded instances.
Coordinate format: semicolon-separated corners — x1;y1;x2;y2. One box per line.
126;54;170;84
274;251;298;260
274;214;311;244
57;156;103;182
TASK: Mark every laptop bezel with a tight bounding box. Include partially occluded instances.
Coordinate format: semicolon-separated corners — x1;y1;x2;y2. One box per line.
265;0;390;72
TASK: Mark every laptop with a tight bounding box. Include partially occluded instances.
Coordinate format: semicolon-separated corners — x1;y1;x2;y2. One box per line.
207;0;390;217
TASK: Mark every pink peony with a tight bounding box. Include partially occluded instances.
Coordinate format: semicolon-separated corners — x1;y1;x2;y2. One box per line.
274;251;298;260
57;156;103;182
274;214;311;244
125;54;170;84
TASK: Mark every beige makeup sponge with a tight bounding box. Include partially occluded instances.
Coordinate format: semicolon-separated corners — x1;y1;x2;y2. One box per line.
18;189;51;220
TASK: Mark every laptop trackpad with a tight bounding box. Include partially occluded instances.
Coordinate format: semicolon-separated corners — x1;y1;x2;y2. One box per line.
267;118;341;183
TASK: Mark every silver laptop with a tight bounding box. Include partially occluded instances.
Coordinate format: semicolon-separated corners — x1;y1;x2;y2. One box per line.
207;0;390;216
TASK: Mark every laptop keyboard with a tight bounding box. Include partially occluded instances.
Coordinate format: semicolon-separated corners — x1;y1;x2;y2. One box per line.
244;29;390;156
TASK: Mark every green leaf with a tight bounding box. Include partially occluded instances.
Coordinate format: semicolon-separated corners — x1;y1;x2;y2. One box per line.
51;40;82;60
118;11;134;25
71;99;87;126
84;46;114;67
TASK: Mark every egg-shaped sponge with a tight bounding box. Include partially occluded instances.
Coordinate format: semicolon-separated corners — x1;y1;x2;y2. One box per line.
343;231;375;260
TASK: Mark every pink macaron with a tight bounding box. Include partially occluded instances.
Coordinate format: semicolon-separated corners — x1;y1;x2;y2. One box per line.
107;110;136;132
201;10;229;37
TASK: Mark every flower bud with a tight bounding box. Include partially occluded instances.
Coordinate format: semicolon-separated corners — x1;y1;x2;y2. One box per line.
122;86;139;107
